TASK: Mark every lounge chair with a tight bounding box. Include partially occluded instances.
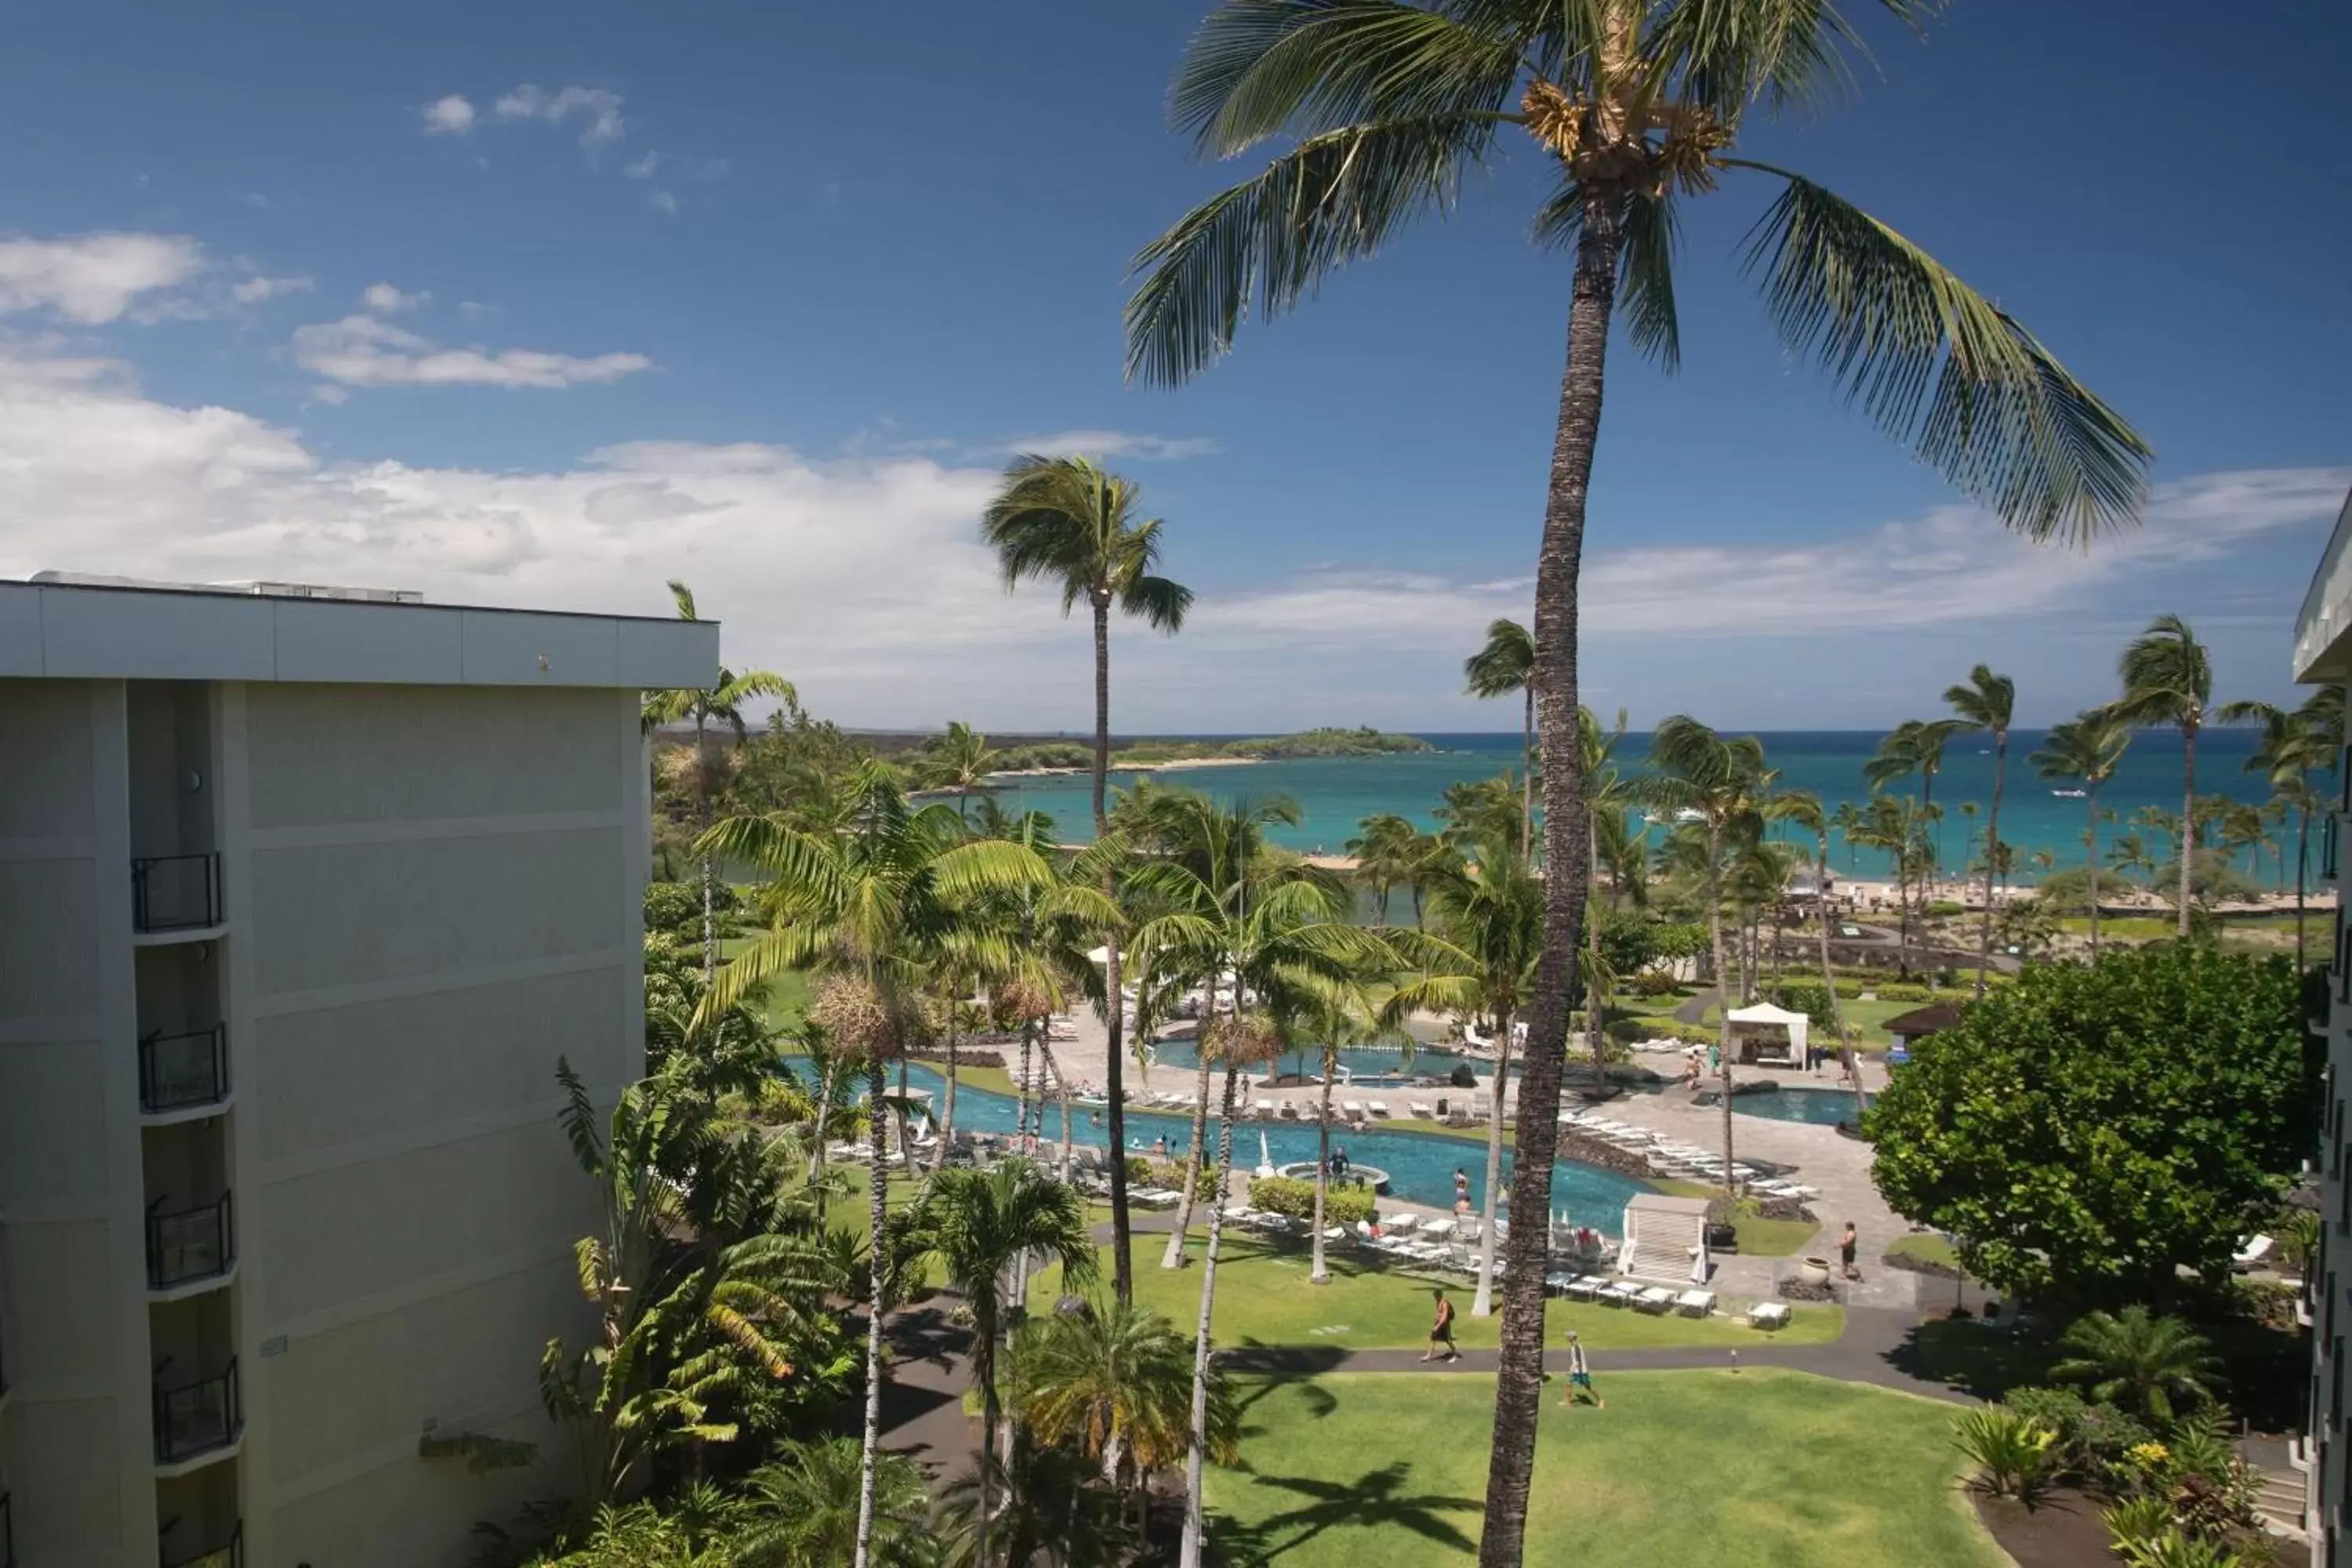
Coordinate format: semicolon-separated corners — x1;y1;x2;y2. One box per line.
1341;1100;1365;1120
1635;1287;1676;1313
1277;1101;1299;1120
1565;1275;1605;1301
1602;1279;1643;1307
1409;1100;1437;1120
1367;1099;1392;1119
1748;1301;1792;1330
1254;1098;1276;1119
1675;1290;1716;1318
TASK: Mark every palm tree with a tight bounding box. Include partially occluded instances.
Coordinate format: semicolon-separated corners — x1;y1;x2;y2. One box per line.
2031;713;2131;959
1465;617;1538;862
1304;985;1406;1286
1769;789;1863;1106
984;455;1192;1308
1577;707;1632;1074
1865;717;1966;956
2051;1305;2223;1423
1392;839;1542;1315
641;579;796;979
914;1160;1098;1565
2110;615;2213;939
1123;6;2148;1554
938;1443;1131;1568
740;1437;939;1568
699;765;1090;1568
2220;695;2336;969
1944;666;2015;997
1346;811;1424;922
1009;1301;1203;1490
919;720;1003;821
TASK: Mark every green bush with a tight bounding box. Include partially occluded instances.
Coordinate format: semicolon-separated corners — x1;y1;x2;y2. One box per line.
1248;1175;1377;1225
1925;901;1967;919
2002;1386;2153;1475
1951;1405;2057;1501
1609;1018;1713;1047
2100;1495;2175;1553
1126;1156;1221;1202
1874;982;1936;1003
1631;970;1683;998
1772;983;1836;1030
2114;1530;2252;1568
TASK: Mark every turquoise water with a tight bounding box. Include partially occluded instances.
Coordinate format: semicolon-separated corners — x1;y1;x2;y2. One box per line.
981;728;2280;885
854;1060;1648;1232
1732;1086;1864;1127
1144;1038;1473;1084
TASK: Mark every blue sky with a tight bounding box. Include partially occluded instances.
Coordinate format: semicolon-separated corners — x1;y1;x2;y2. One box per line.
0;0;2345;731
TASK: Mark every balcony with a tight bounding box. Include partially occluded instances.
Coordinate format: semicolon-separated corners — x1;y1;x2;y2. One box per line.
140;1027;231;1120
154;1359;241;1472
160;1523;242;1568
147;1195;234;1298
132;854;223;938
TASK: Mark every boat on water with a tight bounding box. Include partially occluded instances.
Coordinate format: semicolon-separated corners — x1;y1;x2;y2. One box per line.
2050;787;2089;799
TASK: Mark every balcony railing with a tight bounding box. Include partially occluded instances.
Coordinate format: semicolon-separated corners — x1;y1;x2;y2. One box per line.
154;1359;241;1465
147;1194;234;1292
161;1523;242;1568
140;1027;230;1115
132;854;222;934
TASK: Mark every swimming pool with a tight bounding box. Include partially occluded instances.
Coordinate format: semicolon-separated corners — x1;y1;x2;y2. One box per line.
830;1059;1645;1235
1143;1038;1477;1087
1730;1086;1863;1127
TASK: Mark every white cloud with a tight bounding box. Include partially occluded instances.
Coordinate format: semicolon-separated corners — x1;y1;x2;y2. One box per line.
457;300;499;320
622;151;660;180
494;84;626;144
229;272;314;305
361;281;427;313
421;95;477;136
649;191;679;216
0;234;205;323
290;314;652;390
1005;430;1221;462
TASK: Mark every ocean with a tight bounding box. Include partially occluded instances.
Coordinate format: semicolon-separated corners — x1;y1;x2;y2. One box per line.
980;728;2290;886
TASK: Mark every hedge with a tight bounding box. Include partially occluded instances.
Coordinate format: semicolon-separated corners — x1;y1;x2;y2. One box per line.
1126;1156;1221;1202
1248;1174;1377;1225
1608;1018;1714;1047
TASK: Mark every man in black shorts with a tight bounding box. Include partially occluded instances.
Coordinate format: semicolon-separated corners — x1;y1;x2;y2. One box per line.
1422;1287;1460;1363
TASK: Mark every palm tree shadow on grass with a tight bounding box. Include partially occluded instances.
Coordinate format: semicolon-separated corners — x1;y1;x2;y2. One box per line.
1207;1461;1479;1564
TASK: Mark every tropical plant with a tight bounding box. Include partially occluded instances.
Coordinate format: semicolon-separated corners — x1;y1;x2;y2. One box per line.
2051;1307;2224;1423
2111;615;2215;938
1769;789;1863;1106
1634;717;1769;1192
1465;616;1538;862
2114;1530;2251;1568
2220;691;2338;969
938;1442;1131;1568
983;453;1192;1309
916;720;1003;819
641;579;797;978
1869;947;2312;1307
1392;837;1544;1314
2031;710;2132;959
1866;717;1967;956
1346;810;1425;923
1944;666;2016;996
737;1437;940;1568
913;1160;1097;1566
2101;1494;2176;1554
1302;982;1409;1285
1124;2;2150;1554
698;764;1095;1568
1950;1405;2056;1501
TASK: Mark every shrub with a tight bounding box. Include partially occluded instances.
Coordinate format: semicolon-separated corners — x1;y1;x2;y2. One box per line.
1126;1156;1221;1202
1248;1175;1376;1225
1951;1405;2056;1501
2101;1495;2176;1552
1874;982;1935;1003
2114;1530;2252;1568
2002;1385;2155;1476
1632;969;1683;998
1772;983;1836;1030
1926;902;1967;919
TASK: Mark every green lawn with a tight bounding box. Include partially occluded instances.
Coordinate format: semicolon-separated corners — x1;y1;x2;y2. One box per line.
1883;1233;1962;1274
1207;1370;2006;1567
1648;1181;1820;1258
1028;1233;1841;1352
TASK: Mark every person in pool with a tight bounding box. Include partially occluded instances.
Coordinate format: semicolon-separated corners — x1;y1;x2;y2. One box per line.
1152;1134;1168;1160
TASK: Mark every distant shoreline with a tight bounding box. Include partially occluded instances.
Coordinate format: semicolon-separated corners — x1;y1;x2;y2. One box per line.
985;755;1265;779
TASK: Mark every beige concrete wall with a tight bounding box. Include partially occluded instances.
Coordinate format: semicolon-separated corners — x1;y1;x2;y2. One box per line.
0;678;156;1567
227;683;642;1566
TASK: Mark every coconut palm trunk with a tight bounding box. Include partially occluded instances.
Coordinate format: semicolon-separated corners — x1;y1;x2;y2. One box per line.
853;1057;889;1568
1311;1044;1337;1285
1476;185;1614;1568
1178;1060;1243;1568
1704;821;1737;1194
1587;816;1608;1082
1976;735;2006;996
940;1015;959;1174
1161;1024;1218;1269
696;710;720;982
2177;727;2198;938
1471;1008;1512;1317
2085;789;2103;960
1814;830;1864;1114
1092;596;1138;1308
1521;684;1535;866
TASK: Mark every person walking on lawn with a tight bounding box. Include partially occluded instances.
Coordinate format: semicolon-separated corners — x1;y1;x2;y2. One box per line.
1561;1330;1602;1408
1423;1287;1461;1363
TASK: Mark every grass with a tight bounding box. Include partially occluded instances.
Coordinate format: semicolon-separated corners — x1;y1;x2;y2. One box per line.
1207;1370;2007;1566
1026;1232;1841;1352
1884;1233;1962;1273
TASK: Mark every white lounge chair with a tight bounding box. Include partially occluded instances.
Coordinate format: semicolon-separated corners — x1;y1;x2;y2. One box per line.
1635;1287;1676;1313
1409;1100;1436;1120
1277;1101;1299;1120
1367;1099;1392;1119
1565;1275;1606;1301
1254;1098;1276;1118
1675;1290;1716;1317
1748;1301;1792;1330
1602;1279;1643;1307
1341;1100;1366;1120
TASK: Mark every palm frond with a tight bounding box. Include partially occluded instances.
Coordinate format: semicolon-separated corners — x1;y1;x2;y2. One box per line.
1171;0;1525;155
1125;113;1503;386
1733;164;2151;543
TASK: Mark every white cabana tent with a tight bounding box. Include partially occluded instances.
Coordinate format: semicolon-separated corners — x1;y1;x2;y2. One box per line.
1725;1002;1809;1067
1619;1192;1711;1283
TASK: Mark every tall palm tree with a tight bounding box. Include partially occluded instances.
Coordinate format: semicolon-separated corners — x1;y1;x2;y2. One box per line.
1303;984;1406;1286
1392;839;1542;1315
1577;706;1632;1074
1010;1301;1200;1488
1345;810;1423;922
2110;615;2213;939
2030;712;2130;960
1943;666;2015;997
2220;694;2336;970
919;720;1004;821
1124;6;2149;1555
1465;617;1538;862
938;1442;1131;1568
914;1160;1097;1565
1634;718;1768;1195
1865;717;1965;956
984;456;1192;1308
698;765;1093;1568
1767;789;1863;1105
2051;1305;2223;1423
641;579;796;979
